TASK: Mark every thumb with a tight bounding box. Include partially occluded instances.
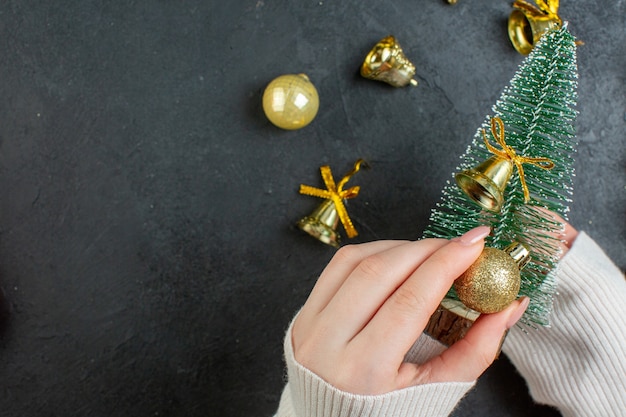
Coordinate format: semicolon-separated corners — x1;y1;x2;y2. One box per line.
420;296;530;383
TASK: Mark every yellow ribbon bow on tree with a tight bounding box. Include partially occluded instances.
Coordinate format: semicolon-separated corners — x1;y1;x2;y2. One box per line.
299;159;366;238
482;117;555;203
513;0;561;24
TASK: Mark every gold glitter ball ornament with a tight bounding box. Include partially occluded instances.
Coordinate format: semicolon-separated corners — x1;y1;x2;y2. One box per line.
262;73;319;130
454;242;530;314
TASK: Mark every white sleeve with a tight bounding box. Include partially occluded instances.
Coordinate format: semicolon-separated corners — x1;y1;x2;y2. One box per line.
274;318;475;417
503;231;626;417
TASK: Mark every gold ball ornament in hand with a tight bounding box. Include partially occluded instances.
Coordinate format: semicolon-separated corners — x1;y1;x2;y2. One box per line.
262;73;319;130
454;243;530;314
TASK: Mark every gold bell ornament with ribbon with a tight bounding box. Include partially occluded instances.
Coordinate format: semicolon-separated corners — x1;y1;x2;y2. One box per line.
508;0;561;55
454;241;531;314
297;159;366;248
262;73;319;130
360;36;418;88
455;117;555;212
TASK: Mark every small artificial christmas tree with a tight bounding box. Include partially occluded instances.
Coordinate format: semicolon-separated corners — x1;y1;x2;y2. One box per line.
423;24;578;329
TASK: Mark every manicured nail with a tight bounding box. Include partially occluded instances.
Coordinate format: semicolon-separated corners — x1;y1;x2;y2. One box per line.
451;226;491;246
495;329;509;359
506;296;530;329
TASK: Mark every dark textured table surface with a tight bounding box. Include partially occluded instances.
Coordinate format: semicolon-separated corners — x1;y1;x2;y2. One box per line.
0;1;624;416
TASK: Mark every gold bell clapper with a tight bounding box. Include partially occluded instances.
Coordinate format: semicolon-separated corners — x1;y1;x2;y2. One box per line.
297;199;341;248
508;0;561;55
456;117;555;212
360;36;418;88
454;242;531;314
298;159;367;247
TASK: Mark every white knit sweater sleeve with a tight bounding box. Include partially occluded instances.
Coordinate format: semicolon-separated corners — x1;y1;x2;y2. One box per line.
503;231;626;417
275;320;474;417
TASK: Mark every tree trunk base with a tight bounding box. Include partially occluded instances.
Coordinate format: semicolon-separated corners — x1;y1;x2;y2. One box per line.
425;298;480;346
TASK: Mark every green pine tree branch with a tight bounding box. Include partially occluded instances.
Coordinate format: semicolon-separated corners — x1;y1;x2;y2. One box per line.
424;25;578;327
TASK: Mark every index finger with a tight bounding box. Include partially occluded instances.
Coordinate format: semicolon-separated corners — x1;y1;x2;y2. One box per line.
353;226;490;362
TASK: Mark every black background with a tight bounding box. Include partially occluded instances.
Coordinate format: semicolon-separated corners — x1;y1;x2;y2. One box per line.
0;1;624;416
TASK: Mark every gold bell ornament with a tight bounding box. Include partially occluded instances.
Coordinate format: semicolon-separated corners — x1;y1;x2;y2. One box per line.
297;159;366;248
360;36;418;88
262;73;319;130
508;0;561;55
454;241;531;313
455;117;555;212
297;199;341;248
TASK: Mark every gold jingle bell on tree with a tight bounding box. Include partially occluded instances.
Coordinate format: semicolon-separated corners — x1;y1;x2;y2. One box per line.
360;36;418;88
297;159;366;248
454;242;530;314
455;117;555;212
262;73;319;130
508;0;561;55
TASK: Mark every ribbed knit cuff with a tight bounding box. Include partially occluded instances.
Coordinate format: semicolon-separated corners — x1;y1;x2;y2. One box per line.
503;232;626;417
276;319;474;417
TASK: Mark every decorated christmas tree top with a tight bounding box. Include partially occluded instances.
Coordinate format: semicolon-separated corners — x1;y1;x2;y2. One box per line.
424;25;578;327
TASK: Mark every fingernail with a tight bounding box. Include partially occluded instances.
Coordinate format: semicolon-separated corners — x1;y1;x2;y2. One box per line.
451;226;491;246
506;296;530;329
495;329;509;359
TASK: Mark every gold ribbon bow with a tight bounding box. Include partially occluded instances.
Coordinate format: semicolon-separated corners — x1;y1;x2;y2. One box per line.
299;159;366;238
482;117;555;203
513;0;561;24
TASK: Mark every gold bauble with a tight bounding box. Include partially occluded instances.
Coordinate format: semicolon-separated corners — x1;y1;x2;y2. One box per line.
454;247;522;314
262;73;319;130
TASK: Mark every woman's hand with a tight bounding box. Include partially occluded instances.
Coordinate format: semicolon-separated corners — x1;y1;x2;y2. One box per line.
291;226;530;395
